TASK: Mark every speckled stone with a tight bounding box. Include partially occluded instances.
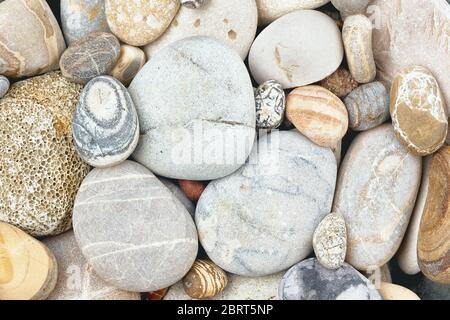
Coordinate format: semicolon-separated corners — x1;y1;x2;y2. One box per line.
72;160;198;292
390;65;448;156
72;76;139;168
379;282;420;300
44;230;140;300
255;80;286;129
279;258;382;300
111;45;146;86
196;130;337;276
160;178;196;217
60;32;120;84
130;37;256;180
331;0;370;19
61;0;110;44
181;0;206;9
318;68;358;98
0;72;90;237
0;75;9;98
333;124;421;271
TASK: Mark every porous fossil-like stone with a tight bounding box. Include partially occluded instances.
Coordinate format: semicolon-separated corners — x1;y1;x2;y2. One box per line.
255;80;286;129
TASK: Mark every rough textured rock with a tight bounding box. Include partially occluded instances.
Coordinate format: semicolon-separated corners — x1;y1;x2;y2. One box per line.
0;0;66;78
331;0;370;19
144;0;257;60
72;76;139;168
318;68;358;98
249;10;343;89
390;65;448;156
416;276;450;300
418;146;450;284
183;260;228;299
60;32;120;84
61;0;110;44
130;37;255;180
0;72;90;237
379;282;420;300
196;130;337;276
105;0;180;46
111;45;146;86
279;258;382;300
255;80;286;129
160;178;196;217
44;230;140;300
0;75;9;98
333;124;422;271
178;180;205;202
0;222;58;300
72;161;198;292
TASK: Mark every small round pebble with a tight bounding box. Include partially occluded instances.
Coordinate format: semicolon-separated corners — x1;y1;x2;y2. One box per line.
178;180;206;202
255;80;286;129
183;260;228;299
318;68;359;98
0;75;9;98
111;45;146;86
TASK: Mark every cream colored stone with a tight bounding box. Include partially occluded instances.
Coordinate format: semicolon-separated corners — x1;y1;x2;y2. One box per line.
379;282;420;300
111;45;146;86
331;0;370;19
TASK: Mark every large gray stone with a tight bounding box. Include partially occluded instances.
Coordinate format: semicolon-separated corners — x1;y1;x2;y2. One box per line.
160;177;195;217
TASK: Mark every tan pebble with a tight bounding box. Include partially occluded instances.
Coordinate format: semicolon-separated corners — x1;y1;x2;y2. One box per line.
379;282;420;300
318;68;359;98
178;180;206;202
183;260;228;299
286;85;348;147
111;45;146;86
0;222;58;300
343;14;376;84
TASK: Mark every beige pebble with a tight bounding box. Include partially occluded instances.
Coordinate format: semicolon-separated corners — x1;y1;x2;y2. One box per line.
183;260;228;299
111;45;146;86
318;67;359;98
379;282;420;300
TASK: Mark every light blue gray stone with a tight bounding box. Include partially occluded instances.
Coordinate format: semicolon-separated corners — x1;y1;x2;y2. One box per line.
0;75;9;98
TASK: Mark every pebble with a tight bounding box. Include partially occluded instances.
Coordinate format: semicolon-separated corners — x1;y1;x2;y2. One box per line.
0;75;9;98
147;288;169;300
105;0;180;46
111;45;146;86
390;65;448;156
0;222;58;300
318;68;359;98
61;0;110;44
342;15;376;84
416;276;450;300
364;264;392;285
0;72;90;237
379;282;420;300
344;81;390;131
183;260;228;299
313;212;347;270
279;258;382;300
333;124;422;271
418;146;450;284
72;76;139;168
249;10;343;89
129;37;256;180
196;130;337;276
160;178;196;217
0;0;66;78
144;0;258;60
43;230;140;300
181;0;206;9
255;80;286;129
72;160;198;292
178;180;206;202
286;85;349;147
60;32;121;84
331;0;370;19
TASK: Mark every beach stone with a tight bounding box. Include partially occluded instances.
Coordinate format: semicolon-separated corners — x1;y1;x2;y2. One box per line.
144;0;257;60
344;81;390;131
160;178;196;217
318;68;358;98
418;147;450;284
416;276;450;300
130;37;256;180
313;212;347;270
181;0;207;9
72;76;139;168
111;45;146;86
0;0;66;78
390;65;448;156
331;0;370;19
61;0;110;44
286;85;348;147
279;258;382;300
333;124;422;271
379;282;420;300
105;0;180;46
0;75;9;98
368;0;450;115
364;264;392;286
44;230;140;300
60;32;120;84
196;130;337;276
249;10;343;89
178;180;206;203
0;72;90;237
72;160;198;292
183;259;228;299
255;80;286;129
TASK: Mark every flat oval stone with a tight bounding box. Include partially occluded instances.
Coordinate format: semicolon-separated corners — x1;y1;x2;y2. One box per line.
144;0;257;60
379;282;420;300
111;45;146;86
196;130;337;276
72;160;198;292
129;37;256;180
249;10;344;89
390;65;448;156
73;76;139;168
279;258;382;300
333;124;422;271
318;68;358;98
105;0;180;46
0;75;9;98
60;32;120;84
255;80;286;129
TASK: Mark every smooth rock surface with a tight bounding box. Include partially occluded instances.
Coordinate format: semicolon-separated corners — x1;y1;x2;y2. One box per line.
255;80;286;129
249;10;344;89
331;0;370;19
333;124;422;271
318;68;358;98
178;180;206;203
160;178;196;217
379;282;420;300
196;130;337;276
183;259;228;299
416;276;450;300
72;161;198;292
130;37;256;180
181;0;206;9
0;75;9;98
111;45;146;86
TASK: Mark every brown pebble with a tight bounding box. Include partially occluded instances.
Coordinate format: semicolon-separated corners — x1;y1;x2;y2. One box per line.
183;260;228;299
147;288;169;300
319;67;359;98
179;180;206;202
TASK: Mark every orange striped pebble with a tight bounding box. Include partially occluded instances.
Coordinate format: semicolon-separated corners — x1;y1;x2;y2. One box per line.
183;260;228;299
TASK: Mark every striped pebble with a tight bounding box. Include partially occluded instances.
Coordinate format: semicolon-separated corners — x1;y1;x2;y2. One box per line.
286;85;349;147
183;260;228;299
0;75;9;98
111;45;146;86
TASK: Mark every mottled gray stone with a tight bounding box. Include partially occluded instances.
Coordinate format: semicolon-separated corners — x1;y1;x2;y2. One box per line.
279;258;382;300
160;177;195;217
196;130;337;276
72;160;198;292
255;80;286;129
73;76;139;168
0;75;9;98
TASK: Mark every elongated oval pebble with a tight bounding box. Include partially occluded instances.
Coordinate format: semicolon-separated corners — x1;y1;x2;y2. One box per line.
319;67;358;98
379;282;420;300
343;15;376;84
183;260;228;299
255;80;286;129
111;45;146;86
0;222;58;300
0;75;9;98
